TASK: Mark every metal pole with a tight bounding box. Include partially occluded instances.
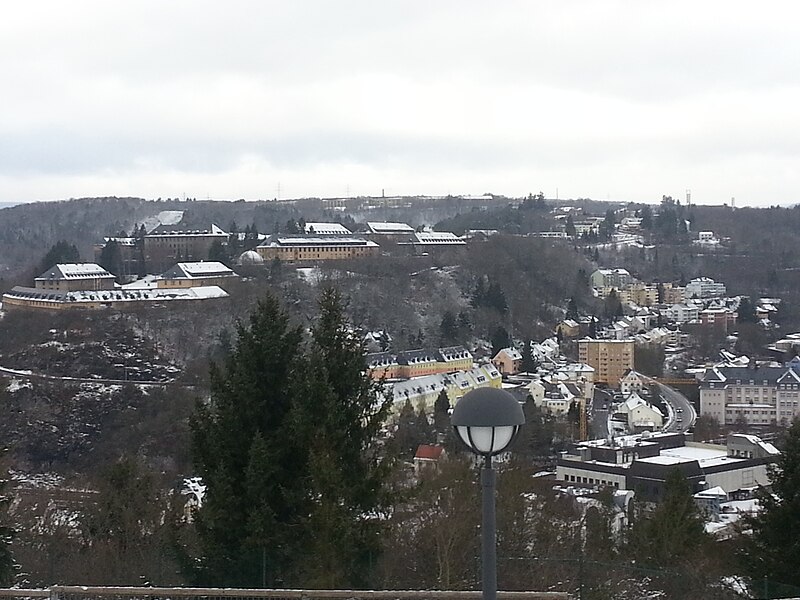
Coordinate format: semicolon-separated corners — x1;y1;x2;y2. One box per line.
481;455;497;600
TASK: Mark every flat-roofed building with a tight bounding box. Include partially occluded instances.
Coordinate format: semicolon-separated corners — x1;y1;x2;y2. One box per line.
556;432;778;501
591;268;633;290
35;263;116;292
686;277;727;299
158;261;239;288
578;338;634;387
256;235;379;262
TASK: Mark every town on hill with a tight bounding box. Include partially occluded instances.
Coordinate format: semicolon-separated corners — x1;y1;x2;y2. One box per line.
2;194;800;597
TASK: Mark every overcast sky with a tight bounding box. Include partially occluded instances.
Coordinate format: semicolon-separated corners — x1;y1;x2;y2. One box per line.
2;1;800;206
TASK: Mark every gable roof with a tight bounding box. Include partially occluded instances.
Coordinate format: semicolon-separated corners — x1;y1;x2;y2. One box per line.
304;222;352;235
415;445;445;460
36;263;114;281
161;261;236;279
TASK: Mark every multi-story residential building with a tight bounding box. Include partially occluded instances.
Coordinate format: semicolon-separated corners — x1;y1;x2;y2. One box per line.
664;303;700;323
390;363;502;409
590;268;633;290
685;277;727;299
436;346;474;372
626;282;659;307
528;379;580;416
556;432;779;502
699;365;800;426
256;235;380;262
700;308;737;331
366;346;474;380
661;283;686;304
366;352;401;380
34;263;116;292
492;347;523;375
619;370;646;396
578;338;635;387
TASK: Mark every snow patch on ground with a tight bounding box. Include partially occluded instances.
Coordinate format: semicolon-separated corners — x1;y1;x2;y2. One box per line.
10;470;64;489
296;267;324;284
6;378;31;393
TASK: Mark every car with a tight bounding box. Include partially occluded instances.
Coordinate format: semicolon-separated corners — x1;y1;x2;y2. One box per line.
676;416;683;422
677;408;683;413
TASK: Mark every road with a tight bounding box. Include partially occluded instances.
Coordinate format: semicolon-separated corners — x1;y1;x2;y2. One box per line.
0;364;188;387
654;381;697;433
589;388;614;439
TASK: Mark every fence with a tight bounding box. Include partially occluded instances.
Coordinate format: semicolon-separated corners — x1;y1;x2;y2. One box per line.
0;589;568;600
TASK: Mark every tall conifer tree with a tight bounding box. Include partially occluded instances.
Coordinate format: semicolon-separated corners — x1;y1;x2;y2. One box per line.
190;292;306;586
294;287;393;587
745;419;800;588
189;288;392;588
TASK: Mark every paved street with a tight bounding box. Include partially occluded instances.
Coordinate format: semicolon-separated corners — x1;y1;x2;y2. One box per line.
655;381;697;433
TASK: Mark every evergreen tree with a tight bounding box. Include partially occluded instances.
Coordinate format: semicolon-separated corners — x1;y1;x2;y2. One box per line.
433;390;451;435
625;469;708;568
440;311;458;344
521;340;539;374
98;240;124;278
566;297;579;320
485;280;508;313
565;215;576;238
294;287;393;587
745;419;800;587
393;399;423;457
189;292;307;586
490;325;511;356
640;205;653;229
208;240;229;264
38;240;80;273
738;296;757;323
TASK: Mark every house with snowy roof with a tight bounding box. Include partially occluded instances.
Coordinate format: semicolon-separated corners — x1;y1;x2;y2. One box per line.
35;263;116;292
619;370;646;397
492;347;523;375
158;261;239;288
615;391;663;432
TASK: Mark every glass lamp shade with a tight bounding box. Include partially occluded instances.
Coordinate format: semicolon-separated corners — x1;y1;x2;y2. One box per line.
455;424;520;457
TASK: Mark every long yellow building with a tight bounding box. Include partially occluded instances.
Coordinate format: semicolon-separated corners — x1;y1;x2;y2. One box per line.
256;235;379;262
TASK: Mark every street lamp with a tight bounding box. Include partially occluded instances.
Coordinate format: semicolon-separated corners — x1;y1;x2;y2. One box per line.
451;387;525;600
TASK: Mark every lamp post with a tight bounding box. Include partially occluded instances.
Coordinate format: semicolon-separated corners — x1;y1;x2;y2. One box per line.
451;387;525;600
